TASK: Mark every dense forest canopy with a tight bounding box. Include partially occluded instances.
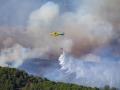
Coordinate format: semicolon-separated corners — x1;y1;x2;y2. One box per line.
0;67;118;90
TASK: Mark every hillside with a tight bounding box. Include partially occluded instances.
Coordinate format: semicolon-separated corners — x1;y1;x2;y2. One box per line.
0;66;114;90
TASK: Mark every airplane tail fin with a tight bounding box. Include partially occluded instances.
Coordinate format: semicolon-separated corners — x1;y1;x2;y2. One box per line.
60;32;64;35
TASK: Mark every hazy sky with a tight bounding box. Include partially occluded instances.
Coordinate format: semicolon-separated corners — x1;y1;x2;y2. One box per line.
0;0;79;27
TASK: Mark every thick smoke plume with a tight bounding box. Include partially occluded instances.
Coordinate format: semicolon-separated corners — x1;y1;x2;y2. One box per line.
0;44;29;67
27;1;114;58
0;0;120;89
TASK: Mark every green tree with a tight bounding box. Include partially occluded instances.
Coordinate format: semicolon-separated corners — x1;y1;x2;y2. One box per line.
104;85;110;90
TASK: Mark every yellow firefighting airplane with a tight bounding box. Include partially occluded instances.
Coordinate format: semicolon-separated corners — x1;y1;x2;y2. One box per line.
50;32;64;37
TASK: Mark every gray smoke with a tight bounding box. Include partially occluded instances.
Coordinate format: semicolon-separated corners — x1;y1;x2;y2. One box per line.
0;0;120;89
26;1;114;58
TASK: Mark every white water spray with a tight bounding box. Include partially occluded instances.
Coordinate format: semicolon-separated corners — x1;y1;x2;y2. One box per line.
58;51;120;88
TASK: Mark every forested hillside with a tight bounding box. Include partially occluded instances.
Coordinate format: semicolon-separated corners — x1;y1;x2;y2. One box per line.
0;67;117;90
